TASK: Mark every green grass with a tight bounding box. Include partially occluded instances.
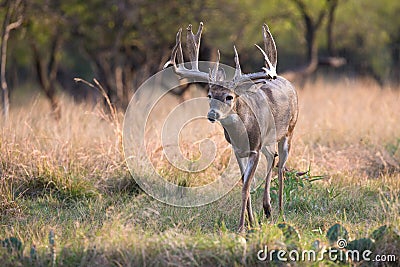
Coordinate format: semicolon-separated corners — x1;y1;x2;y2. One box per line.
1;170;399;266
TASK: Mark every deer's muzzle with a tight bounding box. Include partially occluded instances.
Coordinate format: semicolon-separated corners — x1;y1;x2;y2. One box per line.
207;109;219;122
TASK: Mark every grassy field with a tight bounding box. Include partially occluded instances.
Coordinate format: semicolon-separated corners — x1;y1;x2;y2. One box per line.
1;78;400;266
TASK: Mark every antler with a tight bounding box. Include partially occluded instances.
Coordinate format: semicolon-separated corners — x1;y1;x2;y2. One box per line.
163;22;209;81
209;50;224;82
231;23;278;86
164;22;277;85
262;23;277;70
254;24;277;79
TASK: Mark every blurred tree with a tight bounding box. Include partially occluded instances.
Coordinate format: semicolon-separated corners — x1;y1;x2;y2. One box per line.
326;0;339;56
291;0;327;70
62;0;262;107
285;0;342;73
376;0;400;85
273;0;346;83
1;0;24;120
62;0;174;109
332;0;396;84
25;0;66;119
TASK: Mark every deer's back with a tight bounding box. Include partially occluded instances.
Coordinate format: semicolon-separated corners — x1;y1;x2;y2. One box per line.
260;76;298;141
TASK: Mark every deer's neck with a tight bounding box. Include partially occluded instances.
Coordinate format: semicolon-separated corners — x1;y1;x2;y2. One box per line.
219;96;262;157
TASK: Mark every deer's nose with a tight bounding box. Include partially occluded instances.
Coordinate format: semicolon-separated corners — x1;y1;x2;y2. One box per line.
207;110;219;122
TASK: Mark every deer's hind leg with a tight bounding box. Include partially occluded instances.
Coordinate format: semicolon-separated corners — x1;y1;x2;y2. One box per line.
261;147;276;219
277;134;292;216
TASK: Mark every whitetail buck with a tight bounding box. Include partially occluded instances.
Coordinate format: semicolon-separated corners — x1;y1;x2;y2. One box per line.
164;22;298;232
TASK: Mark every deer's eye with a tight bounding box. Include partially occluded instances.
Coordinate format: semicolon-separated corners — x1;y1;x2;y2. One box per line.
226;95;233;101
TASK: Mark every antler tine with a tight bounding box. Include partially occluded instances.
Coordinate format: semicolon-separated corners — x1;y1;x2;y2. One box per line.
231;24;278;85
186;22;203;71
176;29;185;65
255;44;277;79
231;44;275;84
163;28;183;70
233;45;242;81
262;23;277;70
163;23;209;81
209;50;221;82
256;23;277;79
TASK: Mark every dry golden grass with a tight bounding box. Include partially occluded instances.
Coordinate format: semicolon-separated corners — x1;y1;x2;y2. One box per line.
292;78;400;177
0;95;127;216
1;78;399;196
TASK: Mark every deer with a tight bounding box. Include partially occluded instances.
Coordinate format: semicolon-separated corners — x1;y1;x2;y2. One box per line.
163;22;298;232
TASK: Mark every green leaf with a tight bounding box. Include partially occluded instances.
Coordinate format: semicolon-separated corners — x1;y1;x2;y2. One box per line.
2;237;23;254
278;222;300;250
326;223;349;245
346;238;375;253
371;225;388;241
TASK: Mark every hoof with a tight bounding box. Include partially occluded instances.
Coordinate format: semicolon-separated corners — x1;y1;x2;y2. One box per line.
264;205;272;219
237;225;246;234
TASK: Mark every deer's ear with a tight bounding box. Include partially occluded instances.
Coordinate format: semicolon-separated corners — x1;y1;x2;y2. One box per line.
234;82;258;95
209;67;226;83
216;68;226;82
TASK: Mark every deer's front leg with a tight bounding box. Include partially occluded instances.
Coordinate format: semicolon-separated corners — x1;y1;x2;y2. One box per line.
238;151;260;233
235;153;254;226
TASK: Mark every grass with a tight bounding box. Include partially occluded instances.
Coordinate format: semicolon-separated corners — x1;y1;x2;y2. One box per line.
1;78;400;266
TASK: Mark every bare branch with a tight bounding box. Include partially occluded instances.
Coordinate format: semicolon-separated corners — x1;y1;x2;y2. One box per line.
5;16;23;31
74;77;122;146
315;10;326;29
48;34;63;83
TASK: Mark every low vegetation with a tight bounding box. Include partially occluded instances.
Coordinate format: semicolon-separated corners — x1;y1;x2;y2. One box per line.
1;78;399;266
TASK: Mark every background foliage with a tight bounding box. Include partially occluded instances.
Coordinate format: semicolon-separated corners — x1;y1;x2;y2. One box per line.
1;0;400;112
